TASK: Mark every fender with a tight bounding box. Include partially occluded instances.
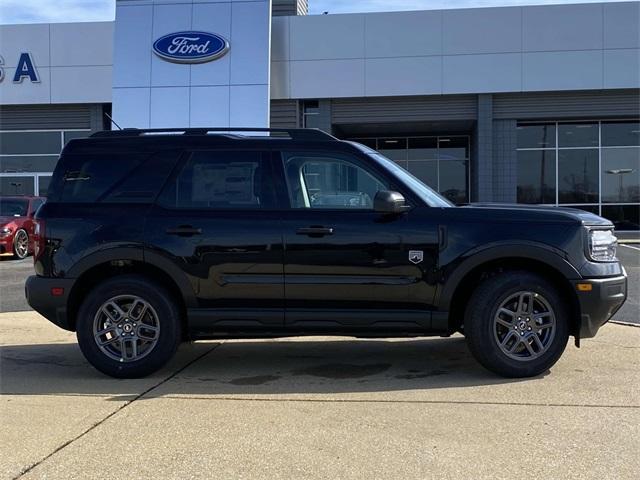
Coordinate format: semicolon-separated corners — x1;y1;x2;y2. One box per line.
65;246;198;308
436;241;581;312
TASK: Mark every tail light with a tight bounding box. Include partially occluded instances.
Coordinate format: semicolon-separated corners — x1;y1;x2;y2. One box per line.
33;219;45;262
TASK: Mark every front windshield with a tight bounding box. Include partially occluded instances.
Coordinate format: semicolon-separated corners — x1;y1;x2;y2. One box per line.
347;142;453;207
0;198;29;217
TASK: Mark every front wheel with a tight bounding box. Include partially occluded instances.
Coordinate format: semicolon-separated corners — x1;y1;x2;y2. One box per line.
465;271;569;378
13;229;29;259
76;275;181;378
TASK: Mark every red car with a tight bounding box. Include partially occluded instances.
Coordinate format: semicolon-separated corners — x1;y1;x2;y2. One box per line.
0;196;45;259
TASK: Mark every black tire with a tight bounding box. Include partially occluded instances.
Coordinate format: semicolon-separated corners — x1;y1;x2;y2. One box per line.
13;229;29;259
76;275;181;378
465;271;569;378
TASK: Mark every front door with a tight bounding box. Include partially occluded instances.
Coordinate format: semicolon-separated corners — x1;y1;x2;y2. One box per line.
279;150;439;330
146;149;284;329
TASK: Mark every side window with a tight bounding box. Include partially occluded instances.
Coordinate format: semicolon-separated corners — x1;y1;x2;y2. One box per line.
283;152;388;209
157;150;276;209
30;199;45;215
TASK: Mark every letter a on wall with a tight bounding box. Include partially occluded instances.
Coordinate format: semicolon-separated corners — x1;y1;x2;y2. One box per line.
13;53;39;83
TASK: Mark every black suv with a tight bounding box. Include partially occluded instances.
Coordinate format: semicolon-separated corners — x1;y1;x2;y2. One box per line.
26;128;627;378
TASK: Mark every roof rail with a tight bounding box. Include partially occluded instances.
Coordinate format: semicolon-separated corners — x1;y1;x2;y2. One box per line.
90;127;336;141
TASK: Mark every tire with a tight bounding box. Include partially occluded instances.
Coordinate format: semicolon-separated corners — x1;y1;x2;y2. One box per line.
13;229;29;259
465;271;569;378
76;275;181;378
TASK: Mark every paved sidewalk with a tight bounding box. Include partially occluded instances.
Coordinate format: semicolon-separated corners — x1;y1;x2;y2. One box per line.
1;312;639;480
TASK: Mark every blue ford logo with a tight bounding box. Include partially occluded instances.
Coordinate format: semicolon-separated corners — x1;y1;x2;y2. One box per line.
153;31;229;64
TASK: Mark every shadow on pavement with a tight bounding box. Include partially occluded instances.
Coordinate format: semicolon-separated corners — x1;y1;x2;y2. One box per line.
1;336;535;397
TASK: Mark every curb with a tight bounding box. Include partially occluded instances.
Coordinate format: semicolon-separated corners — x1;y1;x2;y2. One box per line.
610;320;640;328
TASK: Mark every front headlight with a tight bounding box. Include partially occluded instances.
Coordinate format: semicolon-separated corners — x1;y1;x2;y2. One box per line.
0;227;12;238
588;229;617;262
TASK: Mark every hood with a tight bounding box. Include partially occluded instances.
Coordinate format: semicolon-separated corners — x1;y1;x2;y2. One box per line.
462;203;612;227
0;216;19;226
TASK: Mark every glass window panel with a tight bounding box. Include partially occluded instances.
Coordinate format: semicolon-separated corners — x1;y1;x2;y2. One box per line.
408;137;438;160
37;177;51;197
0;197;30;216
284;153;388;210
517;150;556;204
602;147;640;203
438;137;468;160
407;161;438;190
601;121;640;147
0;131;62;155
601;205;639;231
558;149;599;203
350;138;377;149
0;176;35;196
439;160;468;204
303;114;320;129
560;205;600;215
303;100;319;114
0;155;59;173
158;151;275;210
378;137;407;165
63;131;90;145
558;123;598;148
517;123;556;149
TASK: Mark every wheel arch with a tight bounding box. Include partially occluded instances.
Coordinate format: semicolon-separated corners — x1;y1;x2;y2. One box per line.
66;249;196;335
440;245;582;339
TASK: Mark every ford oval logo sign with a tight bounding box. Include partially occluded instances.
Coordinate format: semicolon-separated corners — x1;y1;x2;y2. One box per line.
152;31;229;64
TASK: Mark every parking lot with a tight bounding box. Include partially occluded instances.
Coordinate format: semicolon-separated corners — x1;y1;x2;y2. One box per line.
1;246;638;479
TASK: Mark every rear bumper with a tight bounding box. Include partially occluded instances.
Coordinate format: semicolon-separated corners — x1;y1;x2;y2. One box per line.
574;272;627;339
25;275;75;331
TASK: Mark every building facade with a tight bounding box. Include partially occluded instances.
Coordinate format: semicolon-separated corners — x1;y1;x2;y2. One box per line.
1;0;639;229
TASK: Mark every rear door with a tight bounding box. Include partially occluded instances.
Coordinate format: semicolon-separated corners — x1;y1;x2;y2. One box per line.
145;149;285;329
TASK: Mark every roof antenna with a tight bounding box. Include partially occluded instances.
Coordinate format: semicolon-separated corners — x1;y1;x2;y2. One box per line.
104;112;122;130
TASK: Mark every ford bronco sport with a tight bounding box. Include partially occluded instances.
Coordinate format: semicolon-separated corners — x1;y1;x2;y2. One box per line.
25;128;627;378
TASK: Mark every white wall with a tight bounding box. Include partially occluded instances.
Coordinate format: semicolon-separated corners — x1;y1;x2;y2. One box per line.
0;22;113;105
112;0;271;129
271;1;640;99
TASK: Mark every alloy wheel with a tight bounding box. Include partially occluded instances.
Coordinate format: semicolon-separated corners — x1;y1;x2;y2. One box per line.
493;291;556;361
92;295;161;363
13;230;29;259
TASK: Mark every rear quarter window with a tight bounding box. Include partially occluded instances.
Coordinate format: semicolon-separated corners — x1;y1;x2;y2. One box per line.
50;151;179;203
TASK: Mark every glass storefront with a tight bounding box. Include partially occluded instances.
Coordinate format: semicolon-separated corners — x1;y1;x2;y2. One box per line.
0;129;90;197
517;120;640;230
348;135;470;204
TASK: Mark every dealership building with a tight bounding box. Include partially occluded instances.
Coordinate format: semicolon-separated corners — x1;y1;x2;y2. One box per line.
0;0;638;229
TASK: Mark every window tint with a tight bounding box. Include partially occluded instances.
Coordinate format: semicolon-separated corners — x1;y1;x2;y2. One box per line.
558;123;598;148
104;151;180;203
601;121;640;147
30;198;45;213
517;124;556;149
558;149;599;203
517;150;556;204
55;153;148;203
283;152;388;210
157;151;276;210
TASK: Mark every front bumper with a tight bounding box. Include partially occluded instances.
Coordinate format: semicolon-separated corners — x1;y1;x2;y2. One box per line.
573;271;627;339
25;275;76;331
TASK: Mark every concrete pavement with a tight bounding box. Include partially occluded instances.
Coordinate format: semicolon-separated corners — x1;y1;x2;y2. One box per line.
1;312;639;479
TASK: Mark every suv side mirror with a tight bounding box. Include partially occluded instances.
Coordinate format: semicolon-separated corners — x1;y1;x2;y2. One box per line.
374;190;411;214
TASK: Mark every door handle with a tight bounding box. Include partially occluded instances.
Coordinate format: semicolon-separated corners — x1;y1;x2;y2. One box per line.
165;226;202;237
296;226;334;237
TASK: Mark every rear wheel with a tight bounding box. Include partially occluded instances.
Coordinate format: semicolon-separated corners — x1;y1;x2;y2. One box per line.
76;275;181;378
465;271;569;378
13;229;29;259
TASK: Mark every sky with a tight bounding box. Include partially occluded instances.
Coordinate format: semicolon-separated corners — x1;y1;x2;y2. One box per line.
0;0;632;24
